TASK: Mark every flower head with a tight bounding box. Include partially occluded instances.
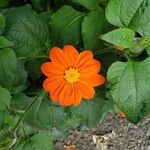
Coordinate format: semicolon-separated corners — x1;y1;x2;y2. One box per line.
41;45;105;106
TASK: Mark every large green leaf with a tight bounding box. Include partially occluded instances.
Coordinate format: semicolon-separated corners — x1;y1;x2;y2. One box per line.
0;13;5;34
107;58;150;123
15;132;53;150
82;10;113;50
76;0;100;10
50;5;84;46
3;5;50;57
71;89;113;127
128;0;150;36
11;94;78;131
106;0;143;27
106;0;150;36
0;48;17;90
101;28;135;48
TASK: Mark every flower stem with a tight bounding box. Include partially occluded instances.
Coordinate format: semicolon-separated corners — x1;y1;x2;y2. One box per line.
12;90;46;133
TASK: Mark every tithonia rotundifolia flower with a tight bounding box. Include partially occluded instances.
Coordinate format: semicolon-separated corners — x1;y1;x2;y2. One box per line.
41;45;105;106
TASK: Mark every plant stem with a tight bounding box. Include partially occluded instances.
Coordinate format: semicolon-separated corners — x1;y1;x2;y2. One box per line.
47;0;50;11
17;55;49;61
12;91;46;133
93;48;115;56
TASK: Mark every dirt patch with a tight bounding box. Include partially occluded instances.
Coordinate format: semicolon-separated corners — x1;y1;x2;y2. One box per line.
54;113;150;150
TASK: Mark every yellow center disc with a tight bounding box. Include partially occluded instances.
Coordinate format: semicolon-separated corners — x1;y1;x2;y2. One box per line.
64;68;80;84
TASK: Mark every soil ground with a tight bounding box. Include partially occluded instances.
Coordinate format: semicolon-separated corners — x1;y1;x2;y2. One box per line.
54;113;150;150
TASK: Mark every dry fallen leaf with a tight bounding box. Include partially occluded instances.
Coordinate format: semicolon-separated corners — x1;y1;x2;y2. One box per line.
64;145;76;150
116;45;124;50
92;131;116;150
119;111;126;118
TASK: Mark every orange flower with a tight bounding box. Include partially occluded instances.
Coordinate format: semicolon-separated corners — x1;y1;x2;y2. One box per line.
41;45;105;106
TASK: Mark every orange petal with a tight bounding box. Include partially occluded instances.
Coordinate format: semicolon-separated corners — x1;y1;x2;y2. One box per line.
75;50;93;68
79;59;101;74
63;45;78;67
59;83;73;106
71;84;82;106
77;81;95;99
49;47;68;67
43;77;64;93
50;80;66;102
80;74;105;87
41;62;65;76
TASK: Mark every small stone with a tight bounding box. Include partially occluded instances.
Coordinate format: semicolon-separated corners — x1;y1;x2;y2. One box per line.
138;139;142;143
140;146;145;150
146;130;150;137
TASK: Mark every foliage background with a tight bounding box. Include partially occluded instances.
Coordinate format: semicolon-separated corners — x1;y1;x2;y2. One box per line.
0;0;150;149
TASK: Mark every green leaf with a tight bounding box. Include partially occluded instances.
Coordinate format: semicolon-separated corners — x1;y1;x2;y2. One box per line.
59;115;81;132
0;13;5;34
0;111;6;129
128;1;150;36
0;87;11;128
82;10;114;50
11;94;73;131
50;5;84;46
4;115;19;129
15;132;53;150
4;114;36;137
71;89;113;127
147;46;150;56
76;0;99;10
106;0;143;27
0;130;16;149
0;48;17;90
0;36;14;48
107;58;150;123
0;87;11;111
106;0;150;36
3;5;50;57
12;60;29;94
129;38;150;56
101;28;135;48
13;60;28;87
